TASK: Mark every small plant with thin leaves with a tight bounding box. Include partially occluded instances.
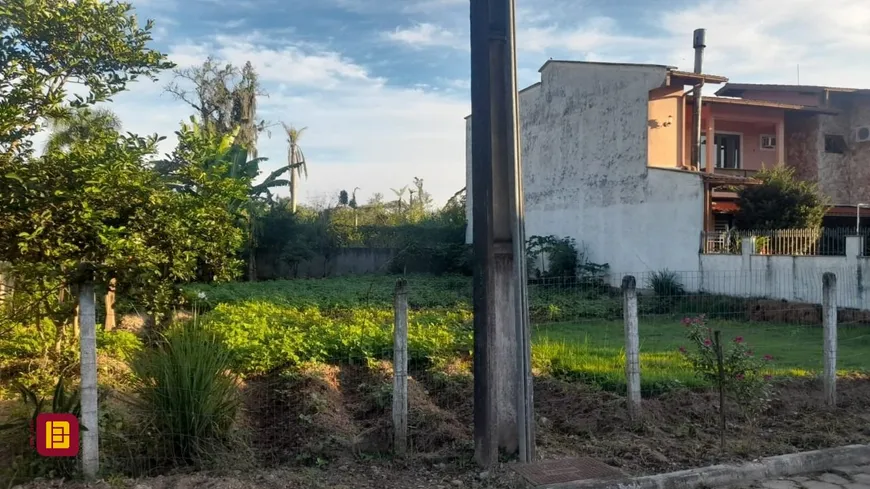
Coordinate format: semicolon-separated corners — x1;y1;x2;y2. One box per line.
647;270;685;314
678;315;774;419
647;269;685;297
129;322;242;467
0;377;85;482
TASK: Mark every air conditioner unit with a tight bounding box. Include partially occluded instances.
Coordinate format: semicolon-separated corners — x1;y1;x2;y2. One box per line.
855;126;870;143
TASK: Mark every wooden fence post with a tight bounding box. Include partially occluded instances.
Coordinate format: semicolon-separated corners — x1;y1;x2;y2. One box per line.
822;272;837;407
393;278;409;456
622;276;641;421
104;278;116;331
79;282;99;479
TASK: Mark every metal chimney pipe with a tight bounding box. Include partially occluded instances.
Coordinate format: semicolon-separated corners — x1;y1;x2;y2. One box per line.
691;28;706;169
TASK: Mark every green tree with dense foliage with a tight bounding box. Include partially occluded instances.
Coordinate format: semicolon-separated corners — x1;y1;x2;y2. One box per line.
0;0;172;158
734;165;830;230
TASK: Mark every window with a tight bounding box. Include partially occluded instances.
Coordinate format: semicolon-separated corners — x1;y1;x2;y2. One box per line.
825;135;847;154
700;133;742;169
760;134;776;150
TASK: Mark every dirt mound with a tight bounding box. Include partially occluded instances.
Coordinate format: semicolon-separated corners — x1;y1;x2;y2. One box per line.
344;362;471;456
244;363;359;465
748;300;821;324
244;361;471;465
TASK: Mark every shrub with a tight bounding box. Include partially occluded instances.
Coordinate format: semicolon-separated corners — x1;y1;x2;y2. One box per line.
0;322;142;396
734;165;829;230
647;269;685;297
129;323;241;465
678;315;773;418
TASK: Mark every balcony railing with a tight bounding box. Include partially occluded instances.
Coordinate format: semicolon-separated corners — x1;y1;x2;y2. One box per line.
711;168;759;179
702;228;870;256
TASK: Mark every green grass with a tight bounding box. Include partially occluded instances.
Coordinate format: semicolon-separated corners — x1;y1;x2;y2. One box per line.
533;318;870;393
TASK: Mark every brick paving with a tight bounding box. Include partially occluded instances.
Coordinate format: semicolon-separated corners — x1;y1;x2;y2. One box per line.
747;465;870;489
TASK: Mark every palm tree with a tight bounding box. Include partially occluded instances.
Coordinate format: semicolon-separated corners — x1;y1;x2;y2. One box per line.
391;185;409;214
44;107;122;153
282;123;308;213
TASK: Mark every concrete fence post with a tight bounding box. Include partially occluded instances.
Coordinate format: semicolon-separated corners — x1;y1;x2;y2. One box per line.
79;282;99;479
392;278;409;456
822;272;837;407
622;276;641;421
845;235;864;258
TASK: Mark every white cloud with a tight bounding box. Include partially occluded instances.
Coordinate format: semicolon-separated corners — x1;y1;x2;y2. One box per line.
98;34;470;206
655;0;870;87
385;23;466;50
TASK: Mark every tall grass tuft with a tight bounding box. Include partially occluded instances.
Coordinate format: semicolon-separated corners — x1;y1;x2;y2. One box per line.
647;269;685;297
130;322;241;466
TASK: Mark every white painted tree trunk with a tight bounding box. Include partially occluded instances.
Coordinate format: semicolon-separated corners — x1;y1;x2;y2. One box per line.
79;283;99;479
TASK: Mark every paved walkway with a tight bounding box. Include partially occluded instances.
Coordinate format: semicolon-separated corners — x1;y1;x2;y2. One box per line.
749;465;870;489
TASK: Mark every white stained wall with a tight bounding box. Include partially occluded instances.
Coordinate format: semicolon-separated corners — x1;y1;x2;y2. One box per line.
466;61;706;278
699;254;870;310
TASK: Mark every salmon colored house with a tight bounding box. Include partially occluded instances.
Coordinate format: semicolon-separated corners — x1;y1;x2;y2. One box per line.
646;72;869;233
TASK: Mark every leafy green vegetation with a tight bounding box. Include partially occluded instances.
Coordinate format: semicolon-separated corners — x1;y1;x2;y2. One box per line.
198;302;472;375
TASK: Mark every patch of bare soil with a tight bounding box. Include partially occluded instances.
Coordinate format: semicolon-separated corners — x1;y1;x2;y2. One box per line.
243;363;360;465
420;372;870;476
243;361;471;467
13;366;870;489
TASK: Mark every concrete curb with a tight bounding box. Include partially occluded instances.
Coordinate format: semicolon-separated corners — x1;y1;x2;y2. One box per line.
545;444;870;489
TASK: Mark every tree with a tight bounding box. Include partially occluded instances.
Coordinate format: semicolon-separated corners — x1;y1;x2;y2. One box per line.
734;165;830;230
440;187;467;226
154;119;287;281
44;107;122;154
282;123;308;213
0;0;172;158
338;189;349;206
165;58;266;160
391;185;409;214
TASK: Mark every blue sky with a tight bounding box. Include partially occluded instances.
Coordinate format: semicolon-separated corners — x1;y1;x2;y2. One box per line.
72;0;870;206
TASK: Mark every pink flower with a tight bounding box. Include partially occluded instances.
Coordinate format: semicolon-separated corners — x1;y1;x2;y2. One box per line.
764;375;772;381
734;336;744;344
679;346;687;353
763;354;774;361
682;317;692;326
703;339;712;347
736;373;745;380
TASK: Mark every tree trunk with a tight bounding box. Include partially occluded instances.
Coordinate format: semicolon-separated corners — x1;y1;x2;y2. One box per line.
248;216;257;281
290;143;298;213
104;278;116;331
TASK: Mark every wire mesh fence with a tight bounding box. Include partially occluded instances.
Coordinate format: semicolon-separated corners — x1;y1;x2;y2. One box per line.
1;269;868;483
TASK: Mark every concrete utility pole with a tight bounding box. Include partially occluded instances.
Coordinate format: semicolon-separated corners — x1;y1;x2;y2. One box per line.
469;0;535;467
